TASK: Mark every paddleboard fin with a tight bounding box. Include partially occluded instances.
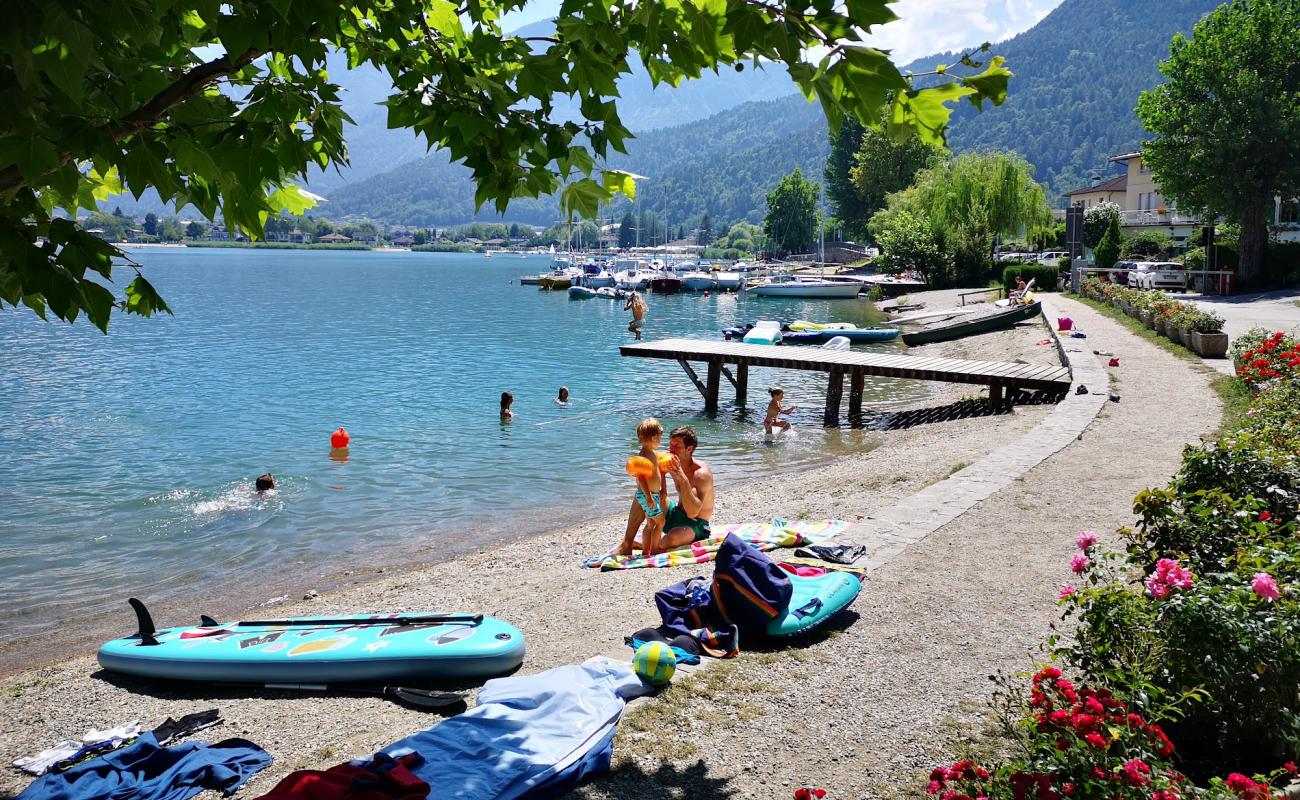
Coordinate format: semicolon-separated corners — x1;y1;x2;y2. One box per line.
200;615;219;627
128;597;160;646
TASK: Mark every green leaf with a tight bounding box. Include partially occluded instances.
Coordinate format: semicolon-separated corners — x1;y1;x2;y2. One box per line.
266;185;318;216
960;56;1012;108
123;274;173;318
426;1;462;39
844;0;900;28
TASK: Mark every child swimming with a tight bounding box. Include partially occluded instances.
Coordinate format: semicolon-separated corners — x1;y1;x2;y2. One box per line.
764;386;795;435
614;418;667;556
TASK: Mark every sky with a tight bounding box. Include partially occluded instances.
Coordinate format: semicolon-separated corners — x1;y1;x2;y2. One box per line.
502;0;1064;65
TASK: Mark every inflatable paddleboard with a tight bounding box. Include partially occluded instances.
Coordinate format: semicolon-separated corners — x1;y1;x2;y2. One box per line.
766;571;861;638
98;599;526;683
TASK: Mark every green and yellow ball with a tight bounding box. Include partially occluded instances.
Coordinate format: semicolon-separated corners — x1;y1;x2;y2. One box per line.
632;641;676;686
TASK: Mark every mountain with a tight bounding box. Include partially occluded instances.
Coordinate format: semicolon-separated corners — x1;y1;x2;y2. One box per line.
326;0;1222;228
324;94;827;227
901;0;1223;197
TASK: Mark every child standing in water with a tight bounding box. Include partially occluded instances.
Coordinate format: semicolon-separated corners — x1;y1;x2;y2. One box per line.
615;418;667;556
500;391;514;420
764;387;795;435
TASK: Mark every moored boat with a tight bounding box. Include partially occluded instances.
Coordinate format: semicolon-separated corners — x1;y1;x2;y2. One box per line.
682;270;715;292
782;327;900;343
750;277;863;298
901;301;1042;346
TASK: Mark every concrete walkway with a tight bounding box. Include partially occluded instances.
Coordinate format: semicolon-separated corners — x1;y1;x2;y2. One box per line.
838;294;1106;562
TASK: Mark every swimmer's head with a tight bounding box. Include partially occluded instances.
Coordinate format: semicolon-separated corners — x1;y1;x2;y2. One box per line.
637;417;663;445
769;386;784;399
558;386;569;402
255;473;276;492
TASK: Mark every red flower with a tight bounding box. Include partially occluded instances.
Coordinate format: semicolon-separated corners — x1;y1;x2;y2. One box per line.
1084;697;1105;714
1121;759;1151;786
813;791;827;799
1260;512;1273;522
796;789;812;800
1048;710;1071;726
1286;761;1298;776
1126;713;1146;728
1083;732;1108;749
1071;713;1100;732
927;781;942;794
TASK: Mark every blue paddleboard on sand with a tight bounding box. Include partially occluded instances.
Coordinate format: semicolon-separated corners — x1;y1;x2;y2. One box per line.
98;600;526;683
766;572;861;638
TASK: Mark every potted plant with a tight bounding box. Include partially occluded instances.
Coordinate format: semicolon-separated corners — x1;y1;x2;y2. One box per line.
1190;311;1229;357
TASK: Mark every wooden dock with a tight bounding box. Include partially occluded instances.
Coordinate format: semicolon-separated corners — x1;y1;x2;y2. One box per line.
620;338;1072;425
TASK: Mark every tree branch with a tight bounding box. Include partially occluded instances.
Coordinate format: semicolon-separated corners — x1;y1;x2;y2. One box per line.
0;44;273;197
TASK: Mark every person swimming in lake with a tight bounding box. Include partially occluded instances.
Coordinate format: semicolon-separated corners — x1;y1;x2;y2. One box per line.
764;387;795;435
255;473;275;492
555;386;570;405
500;391;514;421
614;418;667;557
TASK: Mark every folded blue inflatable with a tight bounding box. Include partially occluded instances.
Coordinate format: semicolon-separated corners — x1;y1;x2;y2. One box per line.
384;658;651;799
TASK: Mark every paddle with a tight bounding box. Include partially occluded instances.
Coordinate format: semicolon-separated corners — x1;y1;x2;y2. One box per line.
236;682;468;711
235;613;484;628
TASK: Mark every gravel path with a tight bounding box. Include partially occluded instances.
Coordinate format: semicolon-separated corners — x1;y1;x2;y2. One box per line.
0;293;1217;799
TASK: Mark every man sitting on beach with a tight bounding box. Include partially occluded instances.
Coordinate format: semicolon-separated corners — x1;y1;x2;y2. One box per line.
618;425;714;554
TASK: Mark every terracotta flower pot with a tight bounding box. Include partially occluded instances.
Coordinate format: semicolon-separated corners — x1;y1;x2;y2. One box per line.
1192;331;1229;358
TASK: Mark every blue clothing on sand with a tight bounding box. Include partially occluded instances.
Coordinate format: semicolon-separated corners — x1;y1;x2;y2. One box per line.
17;733;271;800
385;657;651;799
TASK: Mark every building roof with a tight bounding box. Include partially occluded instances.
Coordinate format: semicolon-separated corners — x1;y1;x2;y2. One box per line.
319;232;352;241
1063;174;1127;196
1108;151;1143;164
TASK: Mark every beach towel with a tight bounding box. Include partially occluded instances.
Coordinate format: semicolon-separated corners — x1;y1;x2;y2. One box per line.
384;658;650;800
583;519;846;571
16;734;270;800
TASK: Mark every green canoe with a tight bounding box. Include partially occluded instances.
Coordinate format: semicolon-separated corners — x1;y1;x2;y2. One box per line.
901;301;1042;346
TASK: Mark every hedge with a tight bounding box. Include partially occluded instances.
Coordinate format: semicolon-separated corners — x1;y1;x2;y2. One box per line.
1002;263;1061;293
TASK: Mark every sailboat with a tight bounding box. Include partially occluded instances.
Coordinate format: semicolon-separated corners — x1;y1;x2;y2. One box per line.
751;187;861;298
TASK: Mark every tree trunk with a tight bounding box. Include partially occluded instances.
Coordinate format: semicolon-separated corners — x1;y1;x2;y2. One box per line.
1237;201;1269;287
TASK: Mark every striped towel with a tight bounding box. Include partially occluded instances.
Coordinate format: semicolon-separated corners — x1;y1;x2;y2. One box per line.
583;519;846;571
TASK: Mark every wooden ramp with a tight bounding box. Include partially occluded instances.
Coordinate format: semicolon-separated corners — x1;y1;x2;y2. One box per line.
620;338;1071;425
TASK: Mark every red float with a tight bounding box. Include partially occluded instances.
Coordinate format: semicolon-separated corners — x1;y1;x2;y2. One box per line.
330;427;350;449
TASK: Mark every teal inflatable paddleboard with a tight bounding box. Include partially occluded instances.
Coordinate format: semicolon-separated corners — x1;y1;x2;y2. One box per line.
97;599;526;683
766;572;861;637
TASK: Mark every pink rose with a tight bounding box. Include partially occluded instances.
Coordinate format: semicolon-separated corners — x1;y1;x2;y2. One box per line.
1076;531;1097;550
1070;552;1090;574
1252;573;1280;601
1145;574;1171;599
1058;584;1076;599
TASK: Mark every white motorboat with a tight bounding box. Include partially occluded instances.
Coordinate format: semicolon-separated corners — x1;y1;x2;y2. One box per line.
519;274;544;285
614;269;651;290
681;270;715;292
750;277;863;298
712;271;743;291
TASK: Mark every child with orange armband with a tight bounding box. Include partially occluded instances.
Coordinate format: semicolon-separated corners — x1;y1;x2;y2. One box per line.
613;418;670;557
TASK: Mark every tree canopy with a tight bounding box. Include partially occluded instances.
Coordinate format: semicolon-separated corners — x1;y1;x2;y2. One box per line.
871;151;1051;286
1;0;1011;331
1136;0;1300;284
764;168;819;256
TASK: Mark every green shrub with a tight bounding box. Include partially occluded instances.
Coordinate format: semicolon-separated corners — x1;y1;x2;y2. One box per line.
1174;439;1300;524
1095;215;1122;269
1120;230;1172;260
1001;263;1060;293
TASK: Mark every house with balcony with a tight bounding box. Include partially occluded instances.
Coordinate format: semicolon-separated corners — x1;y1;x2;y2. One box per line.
1067;151;1300;246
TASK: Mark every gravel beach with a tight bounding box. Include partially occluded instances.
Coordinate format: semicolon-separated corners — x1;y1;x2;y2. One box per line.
0;291;1220;799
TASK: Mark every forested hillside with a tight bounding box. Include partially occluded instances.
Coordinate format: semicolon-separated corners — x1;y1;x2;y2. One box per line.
325;95;827;226
905;0;1222;196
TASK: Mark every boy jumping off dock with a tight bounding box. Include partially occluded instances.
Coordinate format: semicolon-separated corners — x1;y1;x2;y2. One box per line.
615;418;668;556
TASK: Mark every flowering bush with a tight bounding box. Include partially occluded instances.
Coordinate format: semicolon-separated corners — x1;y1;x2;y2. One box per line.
1057;528;1300;777
1231;328;1300;387
924;668;1295;799
1240;378;1300;454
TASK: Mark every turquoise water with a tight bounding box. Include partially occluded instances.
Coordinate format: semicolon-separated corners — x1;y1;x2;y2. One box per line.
0;248;927;642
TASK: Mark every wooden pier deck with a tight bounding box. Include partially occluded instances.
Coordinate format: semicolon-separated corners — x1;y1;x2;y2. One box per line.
620;338;1072;425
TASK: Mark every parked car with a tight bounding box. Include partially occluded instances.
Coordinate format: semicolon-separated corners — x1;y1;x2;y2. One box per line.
1136;262;1188;292
1125;261;1155;288
1037;251;1068;265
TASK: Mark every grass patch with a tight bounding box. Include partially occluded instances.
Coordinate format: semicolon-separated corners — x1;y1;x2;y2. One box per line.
948;461;969;476
1211;374;1254;438
7;679;42;697
892;474;911;483
1067;294;1201;363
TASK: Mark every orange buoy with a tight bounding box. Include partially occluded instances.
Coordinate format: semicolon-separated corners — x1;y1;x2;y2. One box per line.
626;456;655;478
330;427;350;449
